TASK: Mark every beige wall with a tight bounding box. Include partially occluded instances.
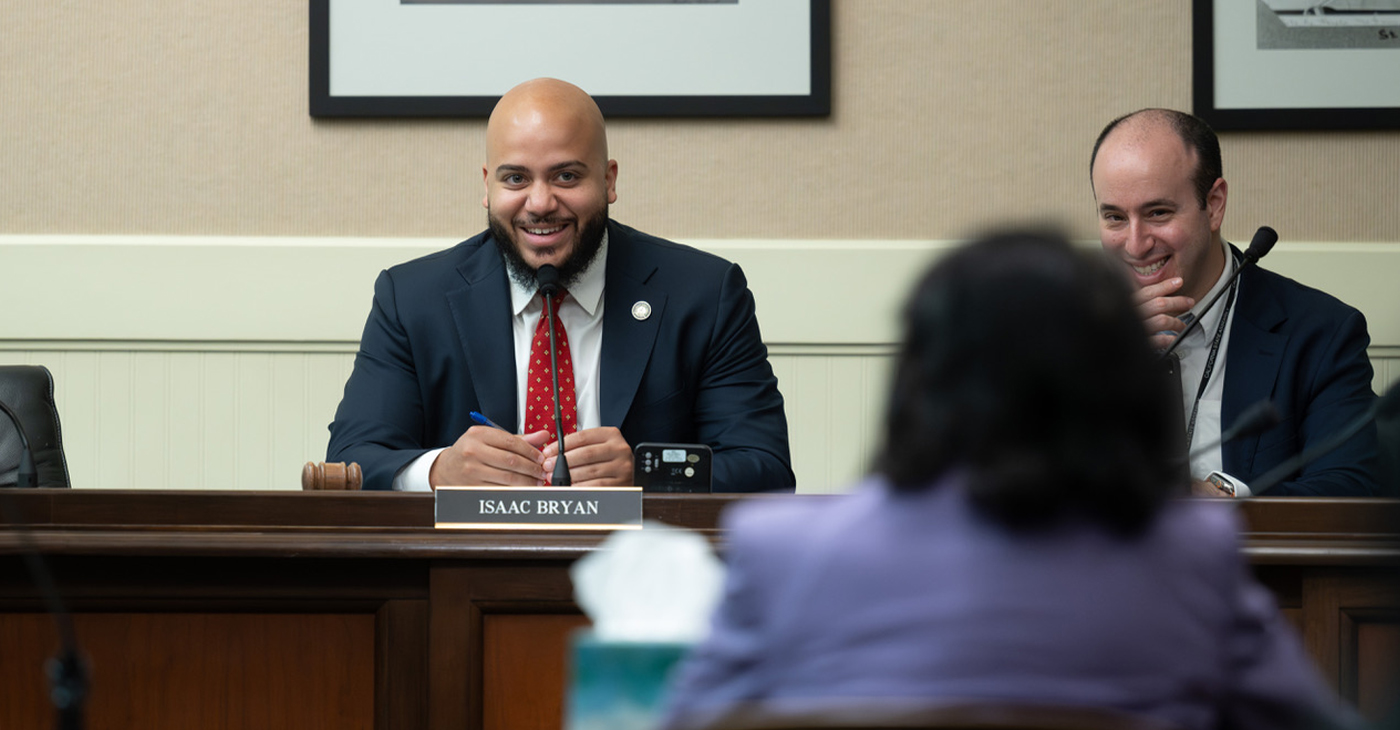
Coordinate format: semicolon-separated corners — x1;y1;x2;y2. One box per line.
2;2;1397;492
2;2;1397;242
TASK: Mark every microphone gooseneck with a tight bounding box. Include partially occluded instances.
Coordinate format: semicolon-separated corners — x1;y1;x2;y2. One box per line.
535;265;572;487
0;398;89;728
1251;383;1398;496
1223;400;1282;443
1160;225;1278;360
1183;399;1281;464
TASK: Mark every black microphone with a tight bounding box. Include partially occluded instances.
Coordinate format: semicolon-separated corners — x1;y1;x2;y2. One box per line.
0;399;38;489
1250;384;1400;496
1183;399;1281;463
1161;226;1278;360
535;264;572;487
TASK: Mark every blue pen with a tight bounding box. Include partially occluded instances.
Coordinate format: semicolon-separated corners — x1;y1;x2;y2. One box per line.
469;411;508;431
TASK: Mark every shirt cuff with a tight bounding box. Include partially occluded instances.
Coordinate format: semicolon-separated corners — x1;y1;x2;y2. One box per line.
392;448;445;492
1207;470;1251;498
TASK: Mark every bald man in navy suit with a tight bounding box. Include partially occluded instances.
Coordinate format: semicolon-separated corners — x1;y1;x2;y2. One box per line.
327;79;793;493
1091;109;1377;497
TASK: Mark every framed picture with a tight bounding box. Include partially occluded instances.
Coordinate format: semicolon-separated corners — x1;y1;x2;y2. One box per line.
1192;0;1400;130
310;0;830;118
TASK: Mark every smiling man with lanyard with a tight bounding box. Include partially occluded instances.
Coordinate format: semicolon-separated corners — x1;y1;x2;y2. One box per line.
1089;108;1378;497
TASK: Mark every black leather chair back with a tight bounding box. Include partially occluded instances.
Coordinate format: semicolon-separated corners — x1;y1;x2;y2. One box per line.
0;365;71;489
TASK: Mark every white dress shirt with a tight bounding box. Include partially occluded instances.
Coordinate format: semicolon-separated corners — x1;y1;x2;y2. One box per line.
392;233;609;491
1175;239;1251;497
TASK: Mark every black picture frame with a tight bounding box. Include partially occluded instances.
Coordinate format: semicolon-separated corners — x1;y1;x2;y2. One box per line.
1192;0;1400;131
309;0;831;119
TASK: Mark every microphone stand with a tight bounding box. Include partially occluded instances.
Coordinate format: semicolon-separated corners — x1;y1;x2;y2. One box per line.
537;267;573;487
1180;399;1281;464
1251;385;1400;496
1161;226;1277;361
0;400;88;729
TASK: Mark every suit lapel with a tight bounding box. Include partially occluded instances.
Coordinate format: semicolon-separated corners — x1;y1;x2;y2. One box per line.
446;239;520;431
600;225;666;426
1221;261;1287;475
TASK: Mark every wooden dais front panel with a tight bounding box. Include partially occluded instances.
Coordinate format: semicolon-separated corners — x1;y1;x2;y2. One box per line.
0;613;374;730
483;614;592;730
0;492;1396;729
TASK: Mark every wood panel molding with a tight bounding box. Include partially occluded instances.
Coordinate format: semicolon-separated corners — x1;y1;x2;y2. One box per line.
1302;574;1400;718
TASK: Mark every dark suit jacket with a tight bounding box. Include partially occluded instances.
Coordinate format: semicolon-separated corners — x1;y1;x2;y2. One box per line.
663;477;1353;730
327;221;794;492
1221;251;1378;496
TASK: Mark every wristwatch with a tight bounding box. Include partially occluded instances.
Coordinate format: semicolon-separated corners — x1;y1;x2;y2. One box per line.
1206;471;1238;498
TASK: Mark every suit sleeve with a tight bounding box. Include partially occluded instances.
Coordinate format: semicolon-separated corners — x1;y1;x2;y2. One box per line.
696;263;795;493
326;269;432;491
1264;308;1378;496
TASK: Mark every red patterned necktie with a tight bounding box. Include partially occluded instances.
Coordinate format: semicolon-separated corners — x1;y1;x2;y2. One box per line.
525;289;578;447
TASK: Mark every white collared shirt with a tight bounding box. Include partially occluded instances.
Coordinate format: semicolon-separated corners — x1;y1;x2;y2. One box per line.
392;232;609;491
506;232;607;434
1176;239;1251;496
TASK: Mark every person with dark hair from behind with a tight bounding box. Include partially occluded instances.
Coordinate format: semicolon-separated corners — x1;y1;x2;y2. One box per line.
661;231;1358;730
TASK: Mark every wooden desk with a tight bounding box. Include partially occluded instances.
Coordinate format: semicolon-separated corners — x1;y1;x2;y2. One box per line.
1;492;1396;729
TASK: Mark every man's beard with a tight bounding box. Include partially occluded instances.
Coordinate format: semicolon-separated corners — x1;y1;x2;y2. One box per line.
490;208;608;291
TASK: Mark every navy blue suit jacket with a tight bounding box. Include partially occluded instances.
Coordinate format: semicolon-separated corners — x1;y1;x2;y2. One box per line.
327;221;794;492
1221;250;1378;496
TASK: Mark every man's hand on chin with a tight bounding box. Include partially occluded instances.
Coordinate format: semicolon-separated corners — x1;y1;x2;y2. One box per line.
429;427;550;488
1134;277;1195;351
541;427;635;486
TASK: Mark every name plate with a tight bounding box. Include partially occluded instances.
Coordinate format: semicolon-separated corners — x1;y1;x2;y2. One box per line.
435;486;643;530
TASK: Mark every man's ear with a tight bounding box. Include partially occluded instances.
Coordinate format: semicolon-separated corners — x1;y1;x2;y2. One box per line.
1207;177;1228;232
605;159;618;205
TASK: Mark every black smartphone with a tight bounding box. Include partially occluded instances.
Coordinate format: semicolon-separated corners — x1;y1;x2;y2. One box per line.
632;443;713;493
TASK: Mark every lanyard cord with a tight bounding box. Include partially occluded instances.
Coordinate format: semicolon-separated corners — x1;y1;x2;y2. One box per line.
1184;251;1243;452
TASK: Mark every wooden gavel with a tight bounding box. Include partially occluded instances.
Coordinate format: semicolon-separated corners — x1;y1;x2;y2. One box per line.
301;461;363;491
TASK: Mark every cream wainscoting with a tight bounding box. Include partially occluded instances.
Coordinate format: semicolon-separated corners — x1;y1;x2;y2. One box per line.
3;237;1398;494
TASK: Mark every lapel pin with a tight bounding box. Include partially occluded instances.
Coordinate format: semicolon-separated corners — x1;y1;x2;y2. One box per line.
631;301;652;321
